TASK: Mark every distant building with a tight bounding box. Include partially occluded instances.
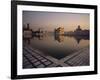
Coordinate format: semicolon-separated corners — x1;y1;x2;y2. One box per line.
74;25;89;36
65;25;89;36
55;27;64;35
23;23;33;36
75;25;82;31
23;24;29;30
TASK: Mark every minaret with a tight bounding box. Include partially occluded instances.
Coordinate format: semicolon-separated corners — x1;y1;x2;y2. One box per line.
27;23;30;30
76;25;81;31
78;25;80;30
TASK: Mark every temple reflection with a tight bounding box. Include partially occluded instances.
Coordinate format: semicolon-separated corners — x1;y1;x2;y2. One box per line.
23;34;32;44
73;35;89;44
54;34;64;43
23;33;89;44
66;35;89;44
23;34;44;44
54;31;89;44
23;24;89;44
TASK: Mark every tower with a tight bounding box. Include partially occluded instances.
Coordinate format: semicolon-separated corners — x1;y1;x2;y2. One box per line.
27;23;30;30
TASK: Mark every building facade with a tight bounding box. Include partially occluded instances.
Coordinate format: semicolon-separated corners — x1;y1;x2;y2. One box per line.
55;27;64;35
74;25;89;36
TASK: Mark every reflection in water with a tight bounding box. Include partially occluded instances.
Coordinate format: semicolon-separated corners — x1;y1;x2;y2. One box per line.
54;34;89;44
24;33;89;44
23;34;45;44
66;35;89;44
23;33;89;59
54;34;64;43
23;34;32;44
73;35;89;44
23;33;89;45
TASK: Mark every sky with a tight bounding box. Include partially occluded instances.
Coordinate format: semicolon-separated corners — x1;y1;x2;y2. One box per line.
23;11;90;32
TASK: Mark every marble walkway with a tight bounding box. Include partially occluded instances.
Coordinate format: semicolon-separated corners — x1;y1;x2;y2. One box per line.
23;44;89;68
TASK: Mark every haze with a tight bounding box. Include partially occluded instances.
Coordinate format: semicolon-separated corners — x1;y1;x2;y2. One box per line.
23;11;90;31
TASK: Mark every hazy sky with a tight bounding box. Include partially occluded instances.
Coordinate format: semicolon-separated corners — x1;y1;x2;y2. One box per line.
23;11;90;31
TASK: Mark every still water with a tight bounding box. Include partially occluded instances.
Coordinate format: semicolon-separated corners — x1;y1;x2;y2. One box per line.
24;33;89;59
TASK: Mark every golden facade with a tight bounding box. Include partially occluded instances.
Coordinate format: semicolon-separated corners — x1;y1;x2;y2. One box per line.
55;27;64;35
